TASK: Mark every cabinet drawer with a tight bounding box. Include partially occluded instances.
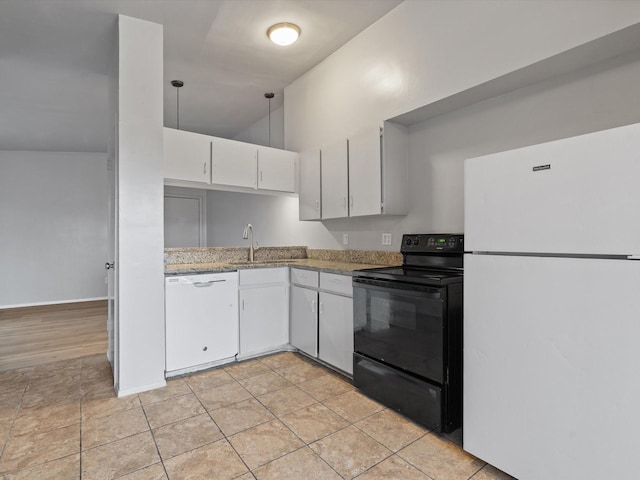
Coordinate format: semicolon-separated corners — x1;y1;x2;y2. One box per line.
320;272;352;297
290;268;319;288
239;267;288;286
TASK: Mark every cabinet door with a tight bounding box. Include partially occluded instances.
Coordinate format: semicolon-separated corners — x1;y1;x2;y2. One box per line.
258;146;297;192
319;292;354;375
290;286;318;357
321;138;349;219
163;127;211;183
165;274;238;372
211;137;257;188
348;126;382;217
239;285;288;357
298;148;321;220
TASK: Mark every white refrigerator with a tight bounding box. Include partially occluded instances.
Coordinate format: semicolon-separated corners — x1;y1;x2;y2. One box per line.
463;122;640;480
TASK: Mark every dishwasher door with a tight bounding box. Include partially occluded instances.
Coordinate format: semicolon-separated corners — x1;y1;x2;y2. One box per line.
165;272;238;372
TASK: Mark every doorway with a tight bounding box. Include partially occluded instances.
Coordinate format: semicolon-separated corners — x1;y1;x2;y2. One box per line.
164;187;207;247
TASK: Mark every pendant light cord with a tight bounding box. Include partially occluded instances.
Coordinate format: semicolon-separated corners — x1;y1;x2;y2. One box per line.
265;92;274;148
176;87;180;130
268;96;271;147
171;80;184;130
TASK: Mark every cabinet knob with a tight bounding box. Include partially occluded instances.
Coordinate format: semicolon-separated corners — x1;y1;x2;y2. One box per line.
203;346;208;351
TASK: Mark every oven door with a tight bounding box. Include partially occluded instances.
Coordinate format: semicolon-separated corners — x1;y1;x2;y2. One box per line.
353;277;446;383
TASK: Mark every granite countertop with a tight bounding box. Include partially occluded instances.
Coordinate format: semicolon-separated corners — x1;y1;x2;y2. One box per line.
164;258;387;276
164;246;402;276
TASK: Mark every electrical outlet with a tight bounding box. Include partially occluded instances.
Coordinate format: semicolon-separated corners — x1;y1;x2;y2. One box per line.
343;233;349;245
382;233;392;245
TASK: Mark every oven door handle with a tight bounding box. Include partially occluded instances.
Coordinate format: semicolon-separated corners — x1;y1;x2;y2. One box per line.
353;278;443;298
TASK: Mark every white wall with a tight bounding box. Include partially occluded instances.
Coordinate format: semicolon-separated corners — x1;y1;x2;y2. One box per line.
282;0;640;251
0;151;107;308
195;51;640;253
234;105;284;149
206;189;338;248
285;0;640;152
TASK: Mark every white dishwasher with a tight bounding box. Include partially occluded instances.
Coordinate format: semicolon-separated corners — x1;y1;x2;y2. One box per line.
165;271;238;375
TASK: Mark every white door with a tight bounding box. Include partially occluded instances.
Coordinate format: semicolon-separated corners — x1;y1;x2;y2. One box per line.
348;126;382;217
321;138;348;219
465;122;640;255
298;148;321;220
211;137;257;188
318;292;354;375
239;286;288;356
257;146;296;192
464;253;640;480
164;195;203;247
163;127;211;183
290;286;318;357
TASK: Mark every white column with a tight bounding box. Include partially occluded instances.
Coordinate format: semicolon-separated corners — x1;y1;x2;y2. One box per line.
114;15;166;395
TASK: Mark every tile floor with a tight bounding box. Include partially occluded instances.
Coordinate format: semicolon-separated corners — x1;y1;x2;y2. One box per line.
0;351;516;479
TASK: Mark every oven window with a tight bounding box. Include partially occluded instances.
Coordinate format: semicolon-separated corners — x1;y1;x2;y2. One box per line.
354;285;445;383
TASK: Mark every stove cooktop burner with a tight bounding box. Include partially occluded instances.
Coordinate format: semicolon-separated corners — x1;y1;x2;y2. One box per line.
353;233;464;287
353;266;463;286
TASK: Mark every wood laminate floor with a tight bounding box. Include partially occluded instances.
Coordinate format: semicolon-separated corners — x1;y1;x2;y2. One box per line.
0;301;107;371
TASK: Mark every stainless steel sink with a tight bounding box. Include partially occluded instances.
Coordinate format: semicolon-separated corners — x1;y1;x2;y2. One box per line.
228;259;302;265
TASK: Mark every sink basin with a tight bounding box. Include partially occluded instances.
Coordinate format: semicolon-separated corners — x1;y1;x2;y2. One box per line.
228;259;302;265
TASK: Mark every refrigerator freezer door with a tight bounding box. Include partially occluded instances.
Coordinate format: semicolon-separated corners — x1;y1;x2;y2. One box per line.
465;122;640;255
463;253;640;480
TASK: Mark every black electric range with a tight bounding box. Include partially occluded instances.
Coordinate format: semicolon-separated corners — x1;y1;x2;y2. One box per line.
352;233;464;434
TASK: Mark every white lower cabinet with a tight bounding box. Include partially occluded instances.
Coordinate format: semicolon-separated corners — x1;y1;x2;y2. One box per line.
165;272;239;374
238;268;289;358
290;268;320;357
290;286;318;357
318;291;354;375
290;269;354;375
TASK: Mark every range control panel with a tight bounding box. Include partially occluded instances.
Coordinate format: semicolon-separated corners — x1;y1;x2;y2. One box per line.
401;234;464;253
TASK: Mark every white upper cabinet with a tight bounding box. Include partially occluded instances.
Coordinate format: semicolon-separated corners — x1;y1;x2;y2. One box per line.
164;128;298;194
347;126;383;217
321;138;349;219
304;121;408;221
211;137;258;189
298;148;321;220
163;127;211;183
347;121;409;217
257;146;297;193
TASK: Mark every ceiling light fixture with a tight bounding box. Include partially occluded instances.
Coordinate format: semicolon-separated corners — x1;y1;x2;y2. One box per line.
170;80;184;130
267;22;300;46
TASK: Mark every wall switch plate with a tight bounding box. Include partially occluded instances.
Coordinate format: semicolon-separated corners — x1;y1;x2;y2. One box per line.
343;233;349;245
382;233;392;245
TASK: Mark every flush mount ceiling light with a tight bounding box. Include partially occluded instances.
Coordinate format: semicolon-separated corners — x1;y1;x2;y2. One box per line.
267;22;300;46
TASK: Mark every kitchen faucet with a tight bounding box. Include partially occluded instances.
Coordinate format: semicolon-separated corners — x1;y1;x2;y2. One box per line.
242;223;256;262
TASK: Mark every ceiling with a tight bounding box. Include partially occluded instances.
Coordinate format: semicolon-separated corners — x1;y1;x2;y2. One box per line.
0;0;402;153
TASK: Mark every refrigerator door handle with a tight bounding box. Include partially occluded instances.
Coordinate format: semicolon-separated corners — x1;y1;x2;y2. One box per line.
627;255;640;260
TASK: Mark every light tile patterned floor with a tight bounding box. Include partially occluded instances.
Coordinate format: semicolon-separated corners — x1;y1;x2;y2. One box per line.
0;352;517;479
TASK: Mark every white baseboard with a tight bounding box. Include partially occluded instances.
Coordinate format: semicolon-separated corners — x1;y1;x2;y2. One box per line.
0;296;108;310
